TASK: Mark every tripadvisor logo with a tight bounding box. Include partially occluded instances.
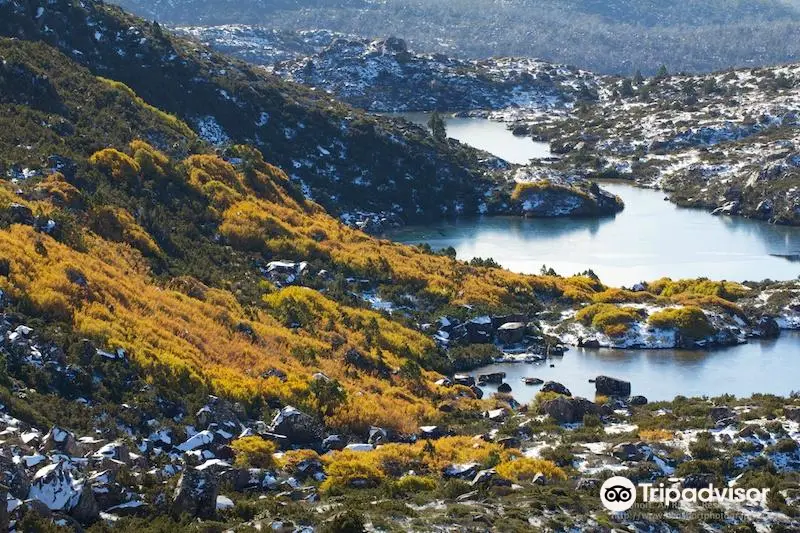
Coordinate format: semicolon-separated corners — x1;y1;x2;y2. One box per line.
600;476;770;512
600;476;637;512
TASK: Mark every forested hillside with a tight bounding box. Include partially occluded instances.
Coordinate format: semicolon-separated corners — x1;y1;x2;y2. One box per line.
1;0;497;221
118;0;800;74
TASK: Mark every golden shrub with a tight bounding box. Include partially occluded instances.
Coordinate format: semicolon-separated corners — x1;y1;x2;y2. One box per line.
36;173;82;208
186;155;245;193
231;436;277;469
496;458;567;482
89;206;162;258
575;303;643;337
130;140;171;180
648;306;713;338
277;449;321;472
89;148;141;181
639;429;674;442
392;475;437;494
320;456;384;492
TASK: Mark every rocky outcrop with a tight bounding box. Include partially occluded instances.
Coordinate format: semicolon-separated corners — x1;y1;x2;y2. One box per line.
268;406;324;446
541;381;571;396
172;467;219;519
28;462;99;524
594;376;631;397
511;170;624;218
40;427;82;457
539;396;598;423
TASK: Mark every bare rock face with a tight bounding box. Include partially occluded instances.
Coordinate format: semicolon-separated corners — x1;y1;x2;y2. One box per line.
540;396;598;423
268;406;323;446
40;426;82;456
28;461;99;524
541;381;571;397
594;375;631;397
172;467;219;520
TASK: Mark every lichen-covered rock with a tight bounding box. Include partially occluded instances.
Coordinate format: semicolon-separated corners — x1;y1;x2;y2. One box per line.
172;466;219;519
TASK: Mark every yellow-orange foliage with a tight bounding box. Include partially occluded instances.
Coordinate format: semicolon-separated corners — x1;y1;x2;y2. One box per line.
35;173;82;208
89;206;162;258
639;429;674;442
0;147;668;436
319;436;519;491
0;224;448;433
495;457;566;482
231;436;277;468
88;148;141;181
130;140;171;180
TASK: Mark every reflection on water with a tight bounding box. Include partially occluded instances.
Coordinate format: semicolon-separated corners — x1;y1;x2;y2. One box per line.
386;114;800;397
472;331;800;402
388;183;800;286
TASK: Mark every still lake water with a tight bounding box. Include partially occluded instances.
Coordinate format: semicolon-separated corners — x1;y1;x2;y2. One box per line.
388;182;800;287
389;114;800;401
472;332;800;403
395;112;552;163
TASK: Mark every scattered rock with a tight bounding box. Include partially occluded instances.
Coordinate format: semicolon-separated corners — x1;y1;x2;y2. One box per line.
443;463;480;480
368;427;388;445
497;322;526;344
682;473;715;489
172;466;219;519
322;434;347;451
453;374;476;387
40;426;82;456
611;442;651;462
709;406;736;423
470;469;510;487
784;407;800;423
594;376;631;397
576;478;601;491
7;203;34;226
541;381;571;396
268;406;323;446
478;372;505;385
28;462;99;523
496;436;520;449
540;396;597;423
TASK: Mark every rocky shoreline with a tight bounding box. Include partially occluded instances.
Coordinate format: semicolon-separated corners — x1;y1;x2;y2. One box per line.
4;314;798;531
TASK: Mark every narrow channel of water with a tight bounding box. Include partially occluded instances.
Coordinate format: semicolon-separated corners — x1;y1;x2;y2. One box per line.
393;112;552;163
388;182;800;287
387;113;800;400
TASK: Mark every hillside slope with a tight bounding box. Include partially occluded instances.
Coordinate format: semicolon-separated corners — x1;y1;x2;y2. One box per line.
504;64;800;224
117;0;800;74
1;9;800;531
178;28;602;112
1;0;496;222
